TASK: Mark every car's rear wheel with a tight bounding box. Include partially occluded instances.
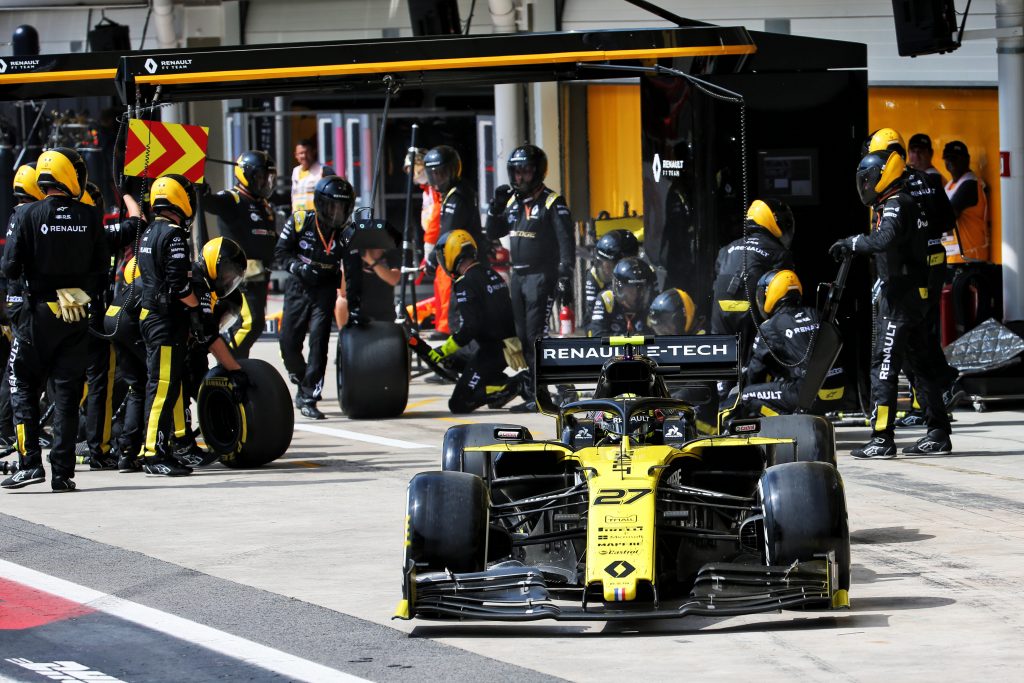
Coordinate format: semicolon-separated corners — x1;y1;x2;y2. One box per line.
760;461;851;594
405;471;489;573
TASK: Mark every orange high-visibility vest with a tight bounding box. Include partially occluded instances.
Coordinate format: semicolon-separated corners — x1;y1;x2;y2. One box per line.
943;171;989;263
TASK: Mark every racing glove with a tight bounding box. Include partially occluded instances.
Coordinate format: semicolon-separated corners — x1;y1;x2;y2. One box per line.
490;184;513;215
289;262;318;287
187;306;208;342
228;368;250;403
502;337;527;371
828;236;857;262
428;336;461;366
55;288;91;323
557;276;573;305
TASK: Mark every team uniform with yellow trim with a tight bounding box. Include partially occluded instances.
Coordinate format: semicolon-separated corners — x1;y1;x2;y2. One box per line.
396;335;851;621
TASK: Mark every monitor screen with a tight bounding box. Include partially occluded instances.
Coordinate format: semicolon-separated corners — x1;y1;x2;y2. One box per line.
757;148;818;206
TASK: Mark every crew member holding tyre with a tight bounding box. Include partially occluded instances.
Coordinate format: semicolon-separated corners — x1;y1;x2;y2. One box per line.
1;147;108;491
428;230;529;413
830;150;952;458
485;144;574;413
730;270;844;419
275;175;355;420
203;150;278;357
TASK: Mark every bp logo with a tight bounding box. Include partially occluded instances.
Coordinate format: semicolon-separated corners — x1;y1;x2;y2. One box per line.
144;58;158;74
604;560;636;578
40;223;48;235
652;153;662;183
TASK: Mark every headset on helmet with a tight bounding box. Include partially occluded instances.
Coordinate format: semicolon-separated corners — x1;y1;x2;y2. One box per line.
747;198;795;249
151;174;197;226
612;257;655;314
647;288;696;335
855;151;905;207
756;269;802;317
36;147;87;199
12;163;43;202
200;237;248;298
866;128;907;160
234;150;277;199
313;175;354;229
423;145;462;194
507;144;547;197
435;229;477;277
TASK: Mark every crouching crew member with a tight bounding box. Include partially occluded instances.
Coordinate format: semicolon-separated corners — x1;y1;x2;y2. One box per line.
204;150;278;357
589;257;656;337
830;149;951;458
426;230;529;413
584;229;639;328
731;270;843;419
1;147;108;491
276;175;355;420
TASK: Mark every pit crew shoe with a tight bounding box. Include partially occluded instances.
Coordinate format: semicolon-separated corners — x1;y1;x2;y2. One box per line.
118;455;142;473
2;466;46;489
172;441;220;467
943;380;967;411
142;458;193;477
902;429;952;455
294;390;304;409
89;454;119;470
51;477;77;493
300;404;327;420
851;436;897;459
895;411;927;428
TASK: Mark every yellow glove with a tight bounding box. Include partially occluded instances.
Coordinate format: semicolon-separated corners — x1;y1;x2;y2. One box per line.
55;288;91;323
502;337;527;370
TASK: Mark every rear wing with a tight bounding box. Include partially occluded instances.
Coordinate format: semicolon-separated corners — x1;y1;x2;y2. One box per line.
535;335;739;412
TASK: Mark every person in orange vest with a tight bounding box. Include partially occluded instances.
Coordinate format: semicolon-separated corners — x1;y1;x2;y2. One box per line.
403;149;449;337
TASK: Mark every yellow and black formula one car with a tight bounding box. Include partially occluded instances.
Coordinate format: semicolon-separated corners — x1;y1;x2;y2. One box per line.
396;335;849;622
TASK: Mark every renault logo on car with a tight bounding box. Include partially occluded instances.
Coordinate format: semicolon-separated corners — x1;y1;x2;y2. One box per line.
604;560;636;578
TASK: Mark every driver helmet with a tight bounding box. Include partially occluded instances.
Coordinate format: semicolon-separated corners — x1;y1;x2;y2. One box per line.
313;174;355;229
612;257;655;314
200;237;248;298
593;394;666;444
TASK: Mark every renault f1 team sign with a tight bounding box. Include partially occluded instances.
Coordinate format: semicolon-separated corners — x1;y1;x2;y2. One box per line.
539;336;737;367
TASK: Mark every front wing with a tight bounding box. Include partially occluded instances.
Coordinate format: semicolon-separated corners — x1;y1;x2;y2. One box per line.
395;556;845;622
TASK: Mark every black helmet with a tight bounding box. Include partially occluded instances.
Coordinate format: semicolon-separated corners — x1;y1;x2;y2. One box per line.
234;150;277;199
12;163;43;203
612;257;655;313
507;144;547;197
435;229;477;277
855;151;906;207
36;147;87;199
747;198;795;249
756;269;802;317
81;181;105;214
313;175;355;229
647;288;696;335
200;237;248;298
423;145;462;194
151;174;196;226
595;229;640;262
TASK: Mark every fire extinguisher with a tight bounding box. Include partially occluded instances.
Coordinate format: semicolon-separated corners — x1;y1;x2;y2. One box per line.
559;304;574;337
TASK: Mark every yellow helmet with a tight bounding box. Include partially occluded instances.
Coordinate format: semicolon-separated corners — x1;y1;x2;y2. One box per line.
867;128;906;159
436;229;477;277
746;198;795;248
12;163;44;202
151;174;196;225
36;147;87;199
647;288;696;334
756;269;802;316
200;237;248;297
855;151;906;206
123;257;140;284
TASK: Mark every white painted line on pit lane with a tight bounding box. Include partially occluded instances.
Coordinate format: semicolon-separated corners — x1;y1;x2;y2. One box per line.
0;560;368;683
293;423;431;449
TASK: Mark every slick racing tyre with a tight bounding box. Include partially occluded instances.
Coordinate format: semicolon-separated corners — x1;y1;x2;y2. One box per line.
405;471;489;573
759;414;837;467
197;358;293;468
760;461;851;594
337;321;409;419
441;423;533;478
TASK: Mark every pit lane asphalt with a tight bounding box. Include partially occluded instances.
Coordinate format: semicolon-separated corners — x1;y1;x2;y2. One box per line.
2;334;1023;682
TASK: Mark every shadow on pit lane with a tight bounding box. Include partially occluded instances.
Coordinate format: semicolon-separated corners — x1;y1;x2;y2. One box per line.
54;476;373;493
846;595;956;611
410;613;889;638
899;449;1024;460
851;526;935;545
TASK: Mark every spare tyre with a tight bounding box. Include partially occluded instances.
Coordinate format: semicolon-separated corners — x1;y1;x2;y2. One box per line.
337;321;409;419
198;358;293;468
